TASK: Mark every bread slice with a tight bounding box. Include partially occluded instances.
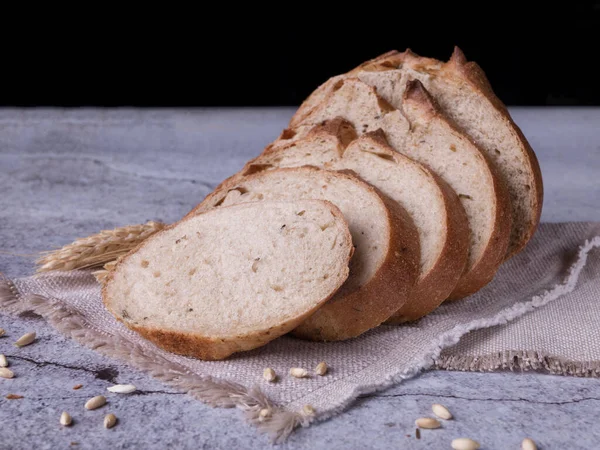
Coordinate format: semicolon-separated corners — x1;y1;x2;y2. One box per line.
276;78;511;299
193;166;420;340
241;119;470;322
291;47;543;259
103;200;354;360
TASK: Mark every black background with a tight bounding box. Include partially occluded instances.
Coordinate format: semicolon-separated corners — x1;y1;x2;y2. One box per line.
3;2;600;107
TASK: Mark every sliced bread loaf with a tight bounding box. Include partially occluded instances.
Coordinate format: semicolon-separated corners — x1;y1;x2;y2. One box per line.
291;47;543;259
276;78;511;299
195;166;420;341
103;200;354;360
241;119;470;322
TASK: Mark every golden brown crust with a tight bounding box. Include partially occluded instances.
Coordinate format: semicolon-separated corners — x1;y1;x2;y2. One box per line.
446;46;543;258
384;47;543;259
103;200;353;360
385;165;470;324
401;79;512;299
292;47;542;260
343;130;470;323
292;181;420;341
185;166;419;342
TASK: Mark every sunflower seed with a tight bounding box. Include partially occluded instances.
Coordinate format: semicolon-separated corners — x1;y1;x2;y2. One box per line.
85;395;107;410
315;362;328;376
60;412;73;426
107;384;136;394
0;328;5;337
521;438;537;450
415;417;441;429
104;413;117;429
451;438;481;450
0;354;8;368
263;368;277;382
0;368;14;379
432;403;453;420
289;368;308;378
15;332;36;347
259;408;271;421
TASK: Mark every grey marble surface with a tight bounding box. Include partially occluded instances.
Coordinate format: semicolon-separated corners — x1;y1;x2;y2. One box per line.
0;108;599;449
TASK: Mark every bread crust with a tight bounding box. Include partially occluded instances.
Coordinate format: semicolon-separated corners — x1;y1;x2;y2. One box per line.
248;124;470;322
291;47;542;260
189;166;421;341
402;79;512;299
350;132;469;323
291;177;420;341
103;200;353;360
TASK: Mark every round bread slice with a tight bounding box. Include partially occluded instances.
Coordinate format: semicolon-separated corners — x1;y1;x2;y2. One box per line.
198;166;420;341
241;119;470;323
103;200;354;360
292;47;543;259
276;77;511;300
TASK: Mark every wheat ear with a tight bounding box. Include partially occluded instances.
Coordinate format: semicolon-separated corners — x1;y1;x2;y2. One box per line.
36;221;166;273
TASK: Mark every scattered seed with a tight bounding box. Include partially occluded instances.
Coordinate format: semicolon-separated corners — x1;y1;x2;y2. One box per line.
73;384;83;390
432;403;453;420
104;413;117;429
107;384;136;394
415;417;441;429
6;394;23;399
451;438;481;450
302;404;315;416
85;395;107;410
0;328;5;337
15;332;36;347
0;354;8;367
415;428;421;439
263;368;277;382
60;412;73;426
259;408;271;421
290;368;308;378
521;438;537;450
0;368;14;379
315;362;328;376
70;443;79;446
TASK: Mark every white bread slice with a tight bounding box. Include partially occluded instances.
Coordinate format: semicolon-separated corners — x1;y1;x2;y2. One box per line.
241;119;470;323
291;47;543;259
276;78;511;299
193;166;420;341
103;200;353;360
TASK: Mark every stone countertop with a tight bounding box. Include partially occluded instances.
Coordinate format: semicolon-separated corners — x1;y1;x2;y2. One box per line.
0;108;599;450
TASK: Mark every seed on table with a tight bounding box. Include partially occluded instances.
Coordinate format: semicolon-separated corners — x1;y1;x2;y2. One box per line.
0;328;5;337
259;408;271;420
104;413;117;429
6;394;23;399
0;354;8;367
289;368;308;378
85;395;107;410
73;384;83;390
521;438;537;450
107;384;136;394
451;438;481;450
432;403;453;420
60;412;73;426
415;417;441;429
302;404;315;416
315;361;328;376
263;368;277;382
0;368;14;379
15;332;36;347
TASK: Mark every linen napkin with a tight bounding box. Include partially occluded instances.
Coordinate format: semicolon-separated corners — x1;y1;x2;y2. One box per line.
1;222;599;442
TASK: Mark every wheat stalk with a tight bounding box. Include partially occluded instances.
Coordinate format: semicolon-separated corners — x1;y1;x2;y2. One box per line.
36;221;166;274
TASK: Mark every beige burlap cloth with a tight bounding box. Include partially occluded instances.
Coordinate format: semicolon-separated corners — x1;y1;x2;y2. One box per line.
1;222;599;442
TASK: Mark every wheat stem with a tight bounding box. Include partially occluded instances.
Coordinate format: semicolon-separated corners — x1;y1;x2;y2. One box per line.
36;221;166;273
